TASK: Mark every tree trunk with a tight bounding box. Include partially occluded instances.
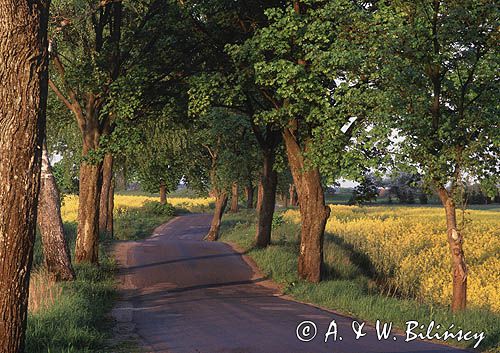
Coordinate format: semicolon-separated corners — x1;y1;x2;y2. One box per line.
0;1;49;351
99;153;114;237
38;142;75;281
256;181;263;212
245;184;254;209
282;193;289;207
230;182;239;213
437;187;467;311
206;191;228;241
289;183;298;206
70;94;105;265
159;181;167;205
283;128;330;283
75;161;102;263
254;152;278;248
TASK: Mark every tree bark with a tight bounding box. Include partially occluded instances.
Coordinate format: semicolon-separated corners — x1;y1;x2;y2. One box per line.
289;183;298;206
160;181;167;205
283;128;330;283
75;122;103;264
38;142;75;281
205;191;228;241
254;151;278;248
0;1;49;351
245;184;254;209
99;153;114;237
230;182;239;213
256;181;263;212
437;187;467;311
75;161;103;264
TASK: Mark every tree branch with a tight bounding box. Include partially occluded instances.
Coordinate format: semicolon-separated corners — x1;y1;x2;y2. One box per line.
48;79;73;112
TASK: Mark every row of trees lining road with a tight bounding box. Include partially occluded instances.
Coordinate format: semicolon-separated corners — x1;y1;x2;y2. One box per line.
0;0;498;351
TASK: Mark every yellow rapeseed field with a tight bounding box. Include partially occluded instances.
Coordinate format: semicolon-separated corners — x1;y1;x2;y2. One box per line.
283;205;500;312
60;194;214;223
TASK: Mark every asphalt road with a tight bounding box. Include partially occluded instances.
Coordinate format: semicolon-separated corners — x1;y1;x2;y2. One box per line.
111;213;470;353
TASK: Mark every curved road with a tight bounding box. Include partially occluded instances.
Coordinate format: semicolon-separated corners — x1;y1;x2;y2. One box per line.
112;213;470;353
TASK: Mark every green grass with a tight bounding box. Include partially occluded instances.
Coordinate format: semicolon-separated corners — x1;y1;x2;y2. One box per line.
114;201;175;240
27;230;116;353
219;210;500;352
26;263;116;353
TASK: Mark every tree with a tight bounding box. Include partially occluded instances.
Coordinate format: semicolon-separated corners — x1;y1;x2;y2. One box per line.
229;182;240;213
374;0;499;311
230;0;386;282
136;149;183;205
181;0;286;248
183;107;258;241
99;153;114;235
48;0;124;263
275;163;297;207
46;90;81;195
387;172;421;204
49;0;193;262
38;141;75;281
0;1;50;351
349;174;379;205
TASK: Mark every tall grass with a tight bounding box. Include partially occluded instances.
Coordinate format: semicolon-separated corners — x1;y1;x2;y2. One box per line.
29;270;63;314
27;230;116;353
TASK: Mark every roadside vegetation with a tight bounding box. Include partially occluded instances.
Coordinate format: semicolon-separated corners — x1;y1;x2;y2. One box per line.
219;206;500;352
27;224;115;353
26;195;213;352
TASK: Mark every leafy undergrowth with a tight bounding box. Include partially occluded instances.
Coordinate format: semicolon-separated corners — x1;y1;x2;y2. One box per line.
219;210;500;352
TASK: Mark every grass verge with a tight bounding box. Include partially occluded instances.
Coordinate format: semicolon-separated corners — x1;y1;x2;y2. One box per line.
27;225;116;353
219;210;499;352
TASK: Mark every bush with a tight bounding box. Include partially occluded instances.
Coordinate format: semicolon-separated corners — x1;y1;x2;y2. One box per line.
271;213;284;229
142;201;175;216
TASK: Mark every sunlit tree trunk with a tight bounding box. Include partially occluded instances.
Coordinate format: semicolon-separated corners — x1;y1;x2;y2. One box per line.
283;127;330;283
75;112;103;264
437;186;467;311
289;183;298;206
206;191;228;241
256;181;263;212
38;142;75;281
230;182;239;213
0;1;49;350
159;180;167;205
